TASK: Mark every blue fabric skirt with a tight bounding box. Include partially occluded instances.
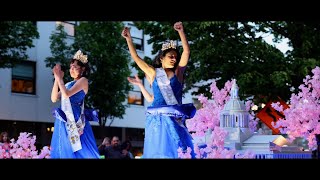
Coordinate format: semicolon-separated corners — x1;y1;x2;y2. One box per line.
143;104;196;158
50;108;100;159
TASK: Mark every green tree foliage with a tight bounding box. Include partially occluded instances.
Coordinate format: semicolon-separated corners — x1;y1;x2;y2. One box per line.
0;21;39;68
135;21;291;105
44;24;73;82
73;22;132;127
260;21;320;94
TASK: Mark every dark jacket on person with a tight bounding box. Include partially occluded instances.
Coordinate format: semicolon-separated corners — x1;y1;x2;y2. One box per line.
103;145;130;159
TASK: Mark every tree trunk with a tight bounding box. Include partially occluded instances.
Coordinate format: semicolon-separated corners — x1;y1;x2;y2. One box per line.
97;111;107;139
98;116;107;138
98;125;105;138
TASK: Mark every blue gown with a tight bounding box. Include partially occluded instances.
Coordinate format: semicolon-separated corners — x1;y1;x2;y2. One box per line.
50;81;100;159
143;75;196;158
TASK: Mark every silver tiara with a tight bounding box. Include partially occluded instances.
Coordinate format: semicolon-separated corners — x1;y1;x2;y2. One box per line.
73;50;88;64
161;40;176;51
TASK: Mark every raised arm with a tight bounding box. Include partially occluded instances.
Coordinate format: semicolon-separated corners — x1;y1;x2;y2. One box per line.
51;65;62;102
174;22;190;82
174;22;190;68
51;78;61;103
122;27;155;80
53;64;88;98
127;75;154;103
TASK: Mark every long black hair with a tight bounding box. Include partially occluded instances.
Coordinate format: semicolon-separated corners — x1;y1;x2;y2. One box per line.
152;47;181;72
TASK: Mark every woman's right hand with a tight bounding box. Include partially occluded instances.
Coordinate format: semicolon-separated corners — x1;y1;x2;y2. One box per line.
52;65;58;78
121;27;131;40
52;64;64;79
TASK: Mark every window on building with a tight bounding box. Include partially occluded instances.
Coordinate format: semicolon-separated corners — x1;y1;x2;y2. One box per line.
132;37;144;51
128;76;144;106
56;21;77;36
128;90;144;106
11;61;36;95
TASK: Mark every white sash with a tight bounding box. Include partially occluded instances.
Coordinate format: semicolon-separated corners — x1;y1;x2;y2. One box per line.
156;68;178;105
61;86;86;152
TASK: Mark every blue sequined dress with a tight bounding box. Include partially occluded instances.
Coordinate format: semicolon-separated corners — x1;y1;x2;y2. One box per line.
143;75;196;158
50;81;100;159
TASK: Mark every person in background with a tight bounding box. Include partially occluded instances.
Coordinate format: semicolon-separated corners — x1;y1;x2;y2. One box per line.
98;137;111;158
121;140;134;159
0;131;11;158
103;136;130;159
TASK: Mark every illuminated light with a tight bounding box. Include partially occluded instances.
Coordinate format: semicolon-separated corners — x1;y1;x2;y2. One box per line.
261;103;266;108
273;136;289;146
251;105;258;111
51;127;54;132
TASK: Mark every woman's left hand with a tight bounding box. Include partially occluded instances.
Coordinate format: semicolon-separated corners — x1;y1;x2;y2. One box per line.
174;21;184;32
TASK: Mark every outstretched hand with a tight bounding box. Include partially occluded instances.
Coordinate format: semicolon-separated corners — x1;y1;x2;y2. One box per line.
174;21;184;32
127;74;143;86
121;27;131;40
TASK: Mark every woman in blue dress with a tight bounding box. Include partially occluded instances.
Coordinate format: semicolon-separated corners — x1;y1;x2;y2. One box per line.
122;22;196;158
50;50;100;158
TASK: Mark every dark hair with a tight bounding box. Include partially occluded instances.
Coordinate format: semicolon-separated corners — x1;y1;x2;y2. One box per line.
152;47;181;72
121;140;132;150
70;59;90;78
